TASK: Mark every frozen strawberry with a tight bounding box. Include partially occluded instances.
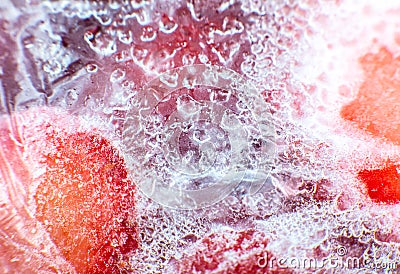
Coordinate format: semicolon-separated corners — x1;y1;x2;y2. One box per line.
341;48;400;203
358;164;400;204
22;109;138;273
177;229;293;274
340;47;400;145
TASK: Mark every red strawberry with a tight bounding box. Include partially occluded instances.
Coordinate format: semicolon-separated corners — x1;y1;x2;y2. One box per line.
358;164;400;204
14;108;138;273
340;47;400;204
341;47;400;145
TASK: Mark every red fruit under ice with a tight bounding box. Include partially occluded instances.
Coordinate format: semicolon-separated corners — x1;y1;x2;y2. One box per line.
341;46;400;204
358;164;400;204
8;108;138;273
177;229;293;274
341;46;400;145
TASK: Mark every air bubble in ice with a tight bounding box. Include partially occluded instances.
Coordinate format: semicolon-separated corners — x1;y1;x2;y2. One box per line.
85;63;98;73
110;68;126;82
65;89;79;106
140;26;157;42
93;8;112;26
159;15;178;34
43;60;62;75
240;58;256;75
130;45;149;64
117;29;133;45
23;36;35;49
84;30;117;57
198;53;209;64
115;50;130;63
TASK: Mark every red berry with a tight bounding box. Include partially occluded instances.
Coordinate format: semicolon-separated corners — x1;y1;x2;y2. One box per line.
358;164;400;204
341;47;400;145
15;108;138;273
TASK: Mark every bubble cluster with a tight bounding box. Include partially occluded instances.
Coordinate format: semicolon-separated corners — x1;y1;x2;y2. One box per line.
131;195;211;273
122;64;276;209
2;0;400;273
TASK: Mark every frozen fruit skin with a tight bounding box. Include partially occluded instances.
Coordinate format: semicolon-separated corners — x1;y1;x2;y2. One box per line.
340;47;400;145
33;113;138;273
358;164;400;204
178;229;293;274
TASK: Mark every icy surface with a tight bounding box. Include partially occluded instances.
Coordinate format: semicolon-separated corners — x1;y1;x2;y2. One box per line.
0;0;400;273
